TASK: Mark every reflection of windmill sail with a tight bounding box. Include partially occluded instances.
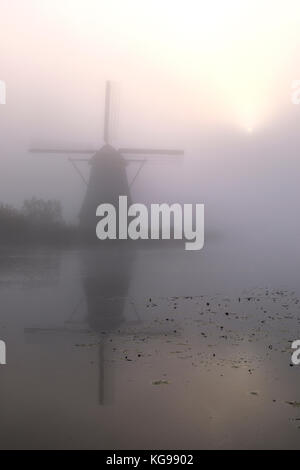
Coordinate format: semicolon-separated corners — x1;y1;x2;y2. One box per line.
81;245;135;404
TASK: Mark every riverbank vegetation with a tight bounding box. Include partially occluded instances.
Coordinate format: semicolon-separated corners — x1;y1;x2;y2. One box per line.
0;198;77;245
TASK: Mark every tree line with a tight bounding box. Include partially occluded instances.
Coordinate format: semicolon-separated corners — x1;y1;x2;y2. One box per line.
0;197;76;245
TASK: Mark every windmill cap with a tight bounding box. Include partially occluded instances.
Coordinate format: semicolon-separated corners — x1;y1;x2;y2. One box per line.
91;144;126;165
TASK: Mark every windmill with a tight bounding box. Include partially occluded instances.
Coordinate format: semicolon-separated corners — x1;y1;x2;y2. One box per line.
30;81;184;233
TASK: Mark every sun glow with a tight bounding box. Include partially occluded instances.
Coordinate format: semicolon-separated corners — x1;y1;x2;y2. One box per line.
6;0;300;133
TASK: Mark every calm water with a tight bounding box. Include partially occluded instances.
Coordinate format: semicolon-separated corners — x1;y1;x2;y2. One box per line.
1;233;300;449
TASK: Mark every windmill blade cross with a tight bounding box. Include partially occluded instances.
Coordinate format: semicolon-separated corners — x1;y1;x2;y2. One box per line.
30;148;96;155
119;148;184;156
103;81;112;145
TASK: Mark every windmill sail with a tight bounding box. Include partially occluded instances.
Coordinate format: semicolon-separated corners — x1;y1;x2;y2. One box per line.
30;148;96;154
104;81;112;144
119;148;184;156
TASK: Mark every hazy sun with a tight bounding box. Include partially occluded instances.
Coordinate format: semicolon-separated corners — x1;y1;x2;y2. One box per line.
38;0;300;130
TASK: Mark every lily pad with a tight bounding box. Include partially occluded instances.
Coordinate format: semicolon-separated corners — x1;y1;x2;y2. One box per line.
286;401;300;407
152;380;169;386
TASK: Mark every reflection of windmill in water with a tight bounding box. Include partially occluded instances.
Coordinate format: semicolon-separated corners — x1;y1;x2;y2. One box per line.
25;250;180;405
31;81;184;233
27;81;184;404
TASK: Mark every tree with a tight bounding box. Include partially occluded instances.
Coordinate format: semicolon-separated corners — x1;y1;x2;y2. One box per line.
22;197;63;225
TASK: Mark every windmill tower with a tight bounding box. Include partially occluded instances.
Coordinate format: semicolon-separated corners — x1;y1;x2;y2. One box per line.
30;81;184;234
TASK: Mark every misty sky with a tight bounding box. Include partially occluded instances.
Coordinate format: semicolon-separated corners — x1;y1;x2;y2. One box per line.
1;0;300;223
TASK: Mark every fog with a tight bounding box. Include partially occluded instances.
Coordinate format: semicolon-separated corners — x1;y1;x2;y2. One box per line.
3;2;300;450
0;0;300;228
